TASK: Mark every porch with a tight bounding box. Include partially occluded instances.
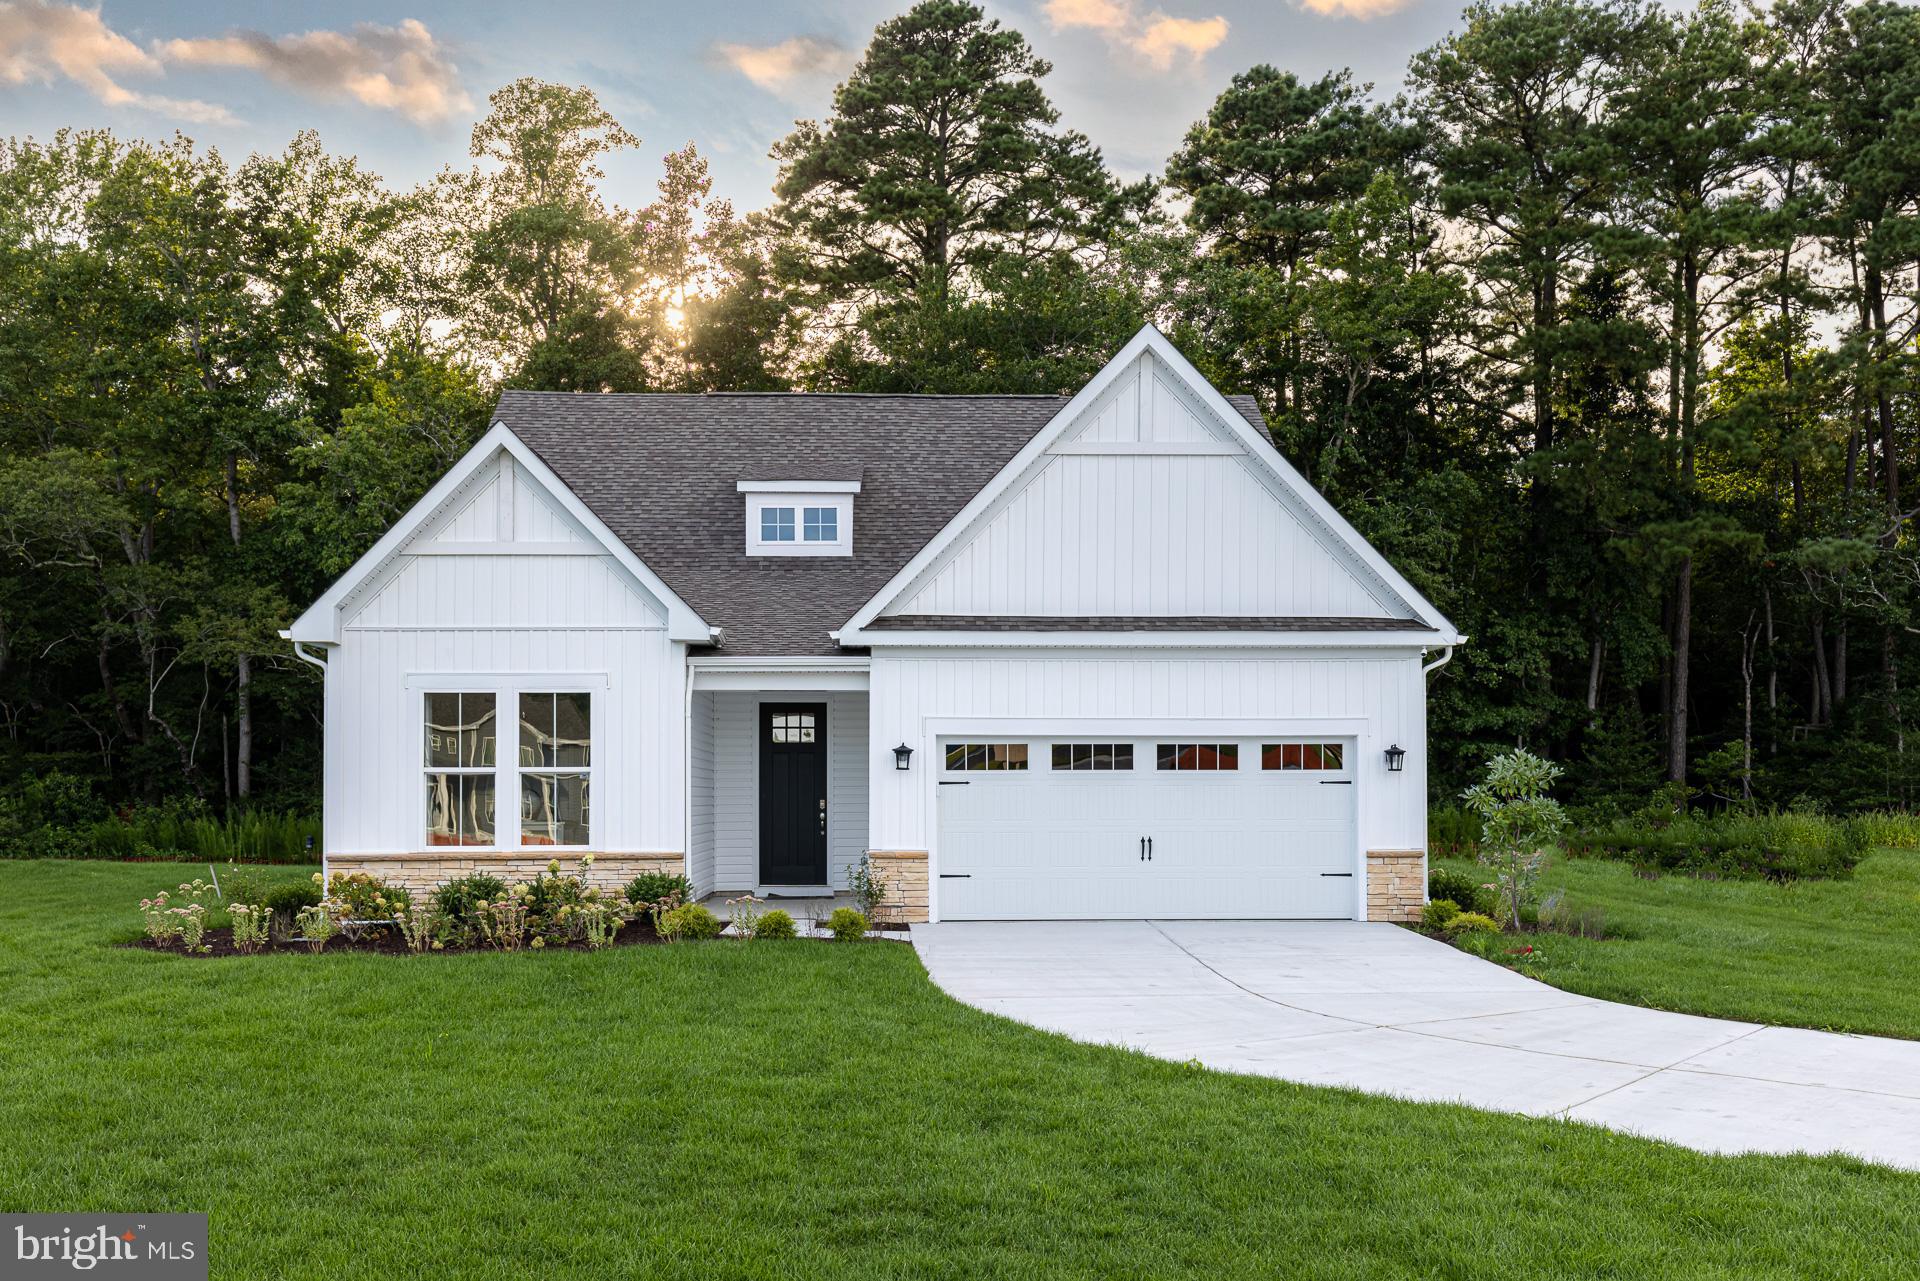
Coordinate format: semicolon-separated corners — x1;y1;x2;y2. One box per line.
686;658;871;900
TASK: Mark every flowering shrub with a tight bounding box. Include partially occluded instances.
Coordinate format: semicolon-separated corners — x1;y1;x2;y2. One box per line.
394;903;439;954
725;894;763;939
576;900;625;950
229;903;272;954
324;871;411;920
477;892;533;951
137;879;217;950
827;907;869;942
295;904;337;952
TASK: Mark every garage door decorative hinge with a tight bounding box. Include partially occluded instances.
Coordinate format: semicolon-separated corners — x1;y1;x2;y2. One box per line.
938;873;972;879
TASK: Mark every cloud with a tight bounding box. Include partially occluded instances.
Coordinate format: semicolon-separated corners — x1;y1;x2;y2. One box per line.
1295;0;1411;18
1043;0;1228;69
158;19;470;124
711;35;853;98
0;0;233;122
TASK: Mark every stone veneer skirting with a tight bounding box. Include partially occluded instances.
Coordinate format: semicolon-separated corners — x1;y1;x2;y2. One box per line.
1365;849;1426;922
868;850;929;924
327;852;684;897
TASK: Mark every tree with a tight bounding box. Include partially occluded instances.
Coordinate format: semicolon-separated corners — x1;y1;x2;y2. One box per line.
770;0;1131;322
458;79;650;390
1164;67;1412;421
1462;748;1569;929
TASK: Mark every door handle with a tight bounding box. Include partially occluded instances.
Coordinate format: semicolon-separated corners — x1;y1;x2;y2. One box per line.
1139;837;1145;861
1147;837;1153;861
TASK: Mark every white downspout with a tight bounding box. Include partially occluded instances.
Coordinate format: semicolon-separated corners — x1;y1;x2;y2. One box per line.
285;635;328;882
1422;645;1455;677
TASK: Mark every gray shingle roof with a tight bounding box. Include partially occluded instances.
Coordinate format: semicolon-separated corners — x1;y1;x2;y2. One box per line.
865;615;1435;633
498;389;1269;656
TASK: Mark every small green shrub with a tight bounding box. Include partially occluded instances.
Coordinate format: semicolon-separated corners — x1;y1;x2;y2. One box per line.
659;903;722;942
1854;810;1920;850
262;880;321;925
848;854;889;920
827;907;869;942
1443;911;1502;937
1427;866;1495;916
755;909;796;940
432;874;506;925
1420;898;1462;930
624;871;694;907
1570;810;1871;882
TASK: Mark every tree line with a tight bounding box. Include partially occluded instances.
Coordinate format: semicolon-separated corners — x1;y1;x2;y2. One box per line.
1;0;1916;821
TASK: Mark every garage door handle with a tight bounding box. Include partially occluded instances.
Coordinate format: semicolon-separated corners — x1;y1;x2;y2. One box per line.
1320;872;1353;877
1320;779;1353;785
938;874;971;879
939;780;970;786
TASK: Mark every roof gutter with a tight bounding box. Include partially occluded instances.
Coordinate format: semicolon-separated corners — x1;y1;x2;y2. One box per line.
1423;644;1458;677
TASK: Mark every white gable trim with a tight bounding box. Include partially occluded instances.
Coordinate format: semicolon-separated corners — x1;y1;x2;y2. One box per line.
286;422;713;645
839;325;1462;645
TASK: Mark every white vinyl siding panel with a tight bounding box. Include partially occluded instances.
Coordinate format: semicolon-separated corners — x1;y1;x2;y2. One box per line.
323;450;684;858
705;691;870;892
882;351;1401;621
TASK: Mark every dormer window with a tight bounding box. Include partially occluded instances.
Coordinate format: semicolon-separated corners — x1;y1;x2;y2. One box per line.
738;475;860;557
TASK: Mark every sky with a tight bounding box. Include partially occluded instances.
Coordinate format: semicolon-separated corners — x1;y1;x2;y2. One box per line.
0;0;1476;211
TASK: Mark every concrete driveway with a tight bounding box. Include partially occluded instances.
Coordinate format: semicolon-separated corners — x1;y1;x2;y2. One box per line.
911;920;1920;1170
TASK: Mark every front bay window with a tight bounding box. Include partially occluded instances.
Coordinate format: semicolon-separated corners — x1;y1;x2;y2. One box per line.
423;689;592;849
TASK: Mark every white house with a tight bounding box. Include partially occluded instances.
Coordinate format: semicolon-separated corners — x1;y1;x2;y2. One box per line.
285;326;1463;923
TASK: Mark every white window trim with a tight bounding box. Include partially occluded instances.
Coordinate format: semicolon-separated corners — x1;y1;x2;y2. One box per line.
416;680;599;853
741;491;855;557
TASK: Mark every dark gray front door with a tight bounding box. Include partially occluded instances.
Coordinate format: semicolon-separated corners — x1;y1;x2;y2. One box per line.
759;703;827;884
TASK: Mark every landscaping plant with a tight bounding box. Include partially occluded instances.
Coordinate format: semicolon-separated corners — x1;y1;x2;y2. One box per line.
658;903;722;943
848;853;889;921
477;893;533;951
294;904;337;953
1444;912;1502;937
1461;749;1567;931
725;894;763;939
754;909;797;940
828;907;869;942
229;903;272;954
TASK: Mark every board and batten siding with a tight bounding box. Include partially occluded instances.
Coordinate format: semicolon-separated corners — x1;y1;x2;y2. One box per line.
323;451;686;857
883;350;1405;621
702;690;870;892
867;647;1428;917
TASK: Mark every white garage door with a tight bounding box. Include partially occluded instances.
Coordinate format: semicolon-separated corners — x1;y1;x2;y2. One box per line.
936;738;1357;920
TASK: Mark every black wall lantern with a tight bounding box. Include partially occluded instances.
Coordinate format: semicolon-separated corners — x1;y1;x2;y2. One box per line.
893;742;915;771
1383;744;1407;773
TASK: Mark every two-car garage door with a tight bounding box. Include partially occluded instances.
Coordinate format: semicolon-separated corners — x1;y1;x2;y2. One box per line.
936;738;1357;920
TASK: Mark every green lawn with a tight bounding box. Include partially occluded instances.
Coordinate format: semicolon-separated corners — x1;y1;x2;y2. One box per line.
1;861;1916;1280
1437;847;1920;1040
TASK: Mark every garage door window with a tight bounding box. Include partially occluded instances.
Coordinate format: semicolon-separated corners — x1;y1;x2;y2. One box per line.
1050;743;1133;771
945;743;1029;771
1156;743;1238;771
1261;742;1345;771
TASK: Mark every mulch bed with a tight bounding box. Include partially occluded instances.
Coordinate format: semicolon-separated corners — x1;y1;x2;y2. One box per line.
127;918;914;957
128;918;666;957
